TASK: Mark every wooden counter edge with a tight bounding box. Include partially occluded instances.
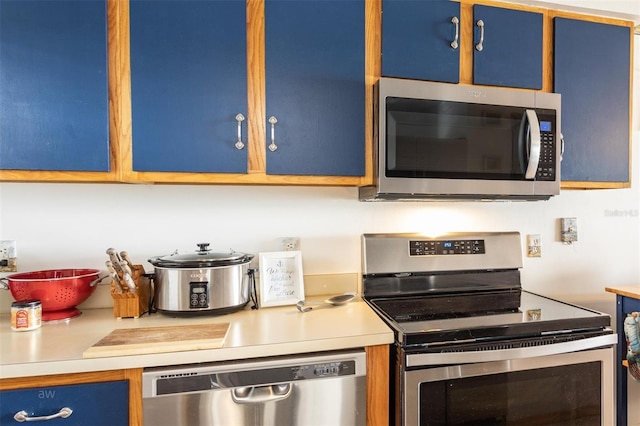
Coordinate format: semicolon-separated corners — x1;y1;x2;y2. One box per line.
0;368;143;426
605;286;640;300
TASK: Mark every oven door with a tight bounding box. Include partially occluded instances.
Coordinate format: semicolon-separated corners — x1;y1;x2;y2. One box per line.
401;339;615;426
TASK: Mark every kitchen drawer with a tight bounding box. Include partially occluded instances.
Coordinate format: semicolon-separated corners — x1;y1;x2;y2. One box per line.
0;380;128;426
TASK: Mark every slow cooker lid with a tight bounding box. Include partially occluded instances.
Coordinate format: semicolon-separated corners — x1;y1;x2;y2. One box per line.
149;243;253;268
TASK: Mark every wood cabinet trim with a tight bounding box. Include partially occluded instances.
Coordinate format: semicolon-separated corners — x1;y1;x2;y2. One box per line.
247;0;266;175
1;0;632;188
551;12;634;189
0;0;120;183
0;368;143;426
366;344;390;426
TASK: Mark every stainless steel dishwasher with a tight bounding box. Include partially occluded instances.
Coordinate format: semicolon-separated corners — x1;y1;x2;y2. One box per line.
142;350;366;426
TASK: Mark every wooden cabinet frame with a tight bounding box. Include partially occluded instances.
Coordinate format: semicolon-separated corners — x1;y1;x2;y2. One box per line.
548;9;634;189
0;0;632;189
113;0;374;185
0;369;143;426
1;0;374;186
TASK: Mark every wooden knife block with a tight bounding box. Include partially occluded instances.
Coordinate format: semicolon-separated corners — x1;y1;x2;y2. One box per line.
111;264;150;319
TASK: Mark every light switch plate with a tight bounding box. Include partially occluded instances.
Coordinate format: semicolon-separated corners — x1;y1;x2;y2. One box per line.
561;218;578;243
0;240;17;272
527;234;541;257
281;237;300;251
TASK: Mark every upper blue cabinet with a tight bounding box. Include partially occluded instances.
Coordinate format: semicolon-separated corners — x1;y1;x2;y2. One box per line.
381;0;461;83
380;2;543;90
0;0;109;172
554;17;631;186
472;5;543;89
129;0;248;174
265;0;365;176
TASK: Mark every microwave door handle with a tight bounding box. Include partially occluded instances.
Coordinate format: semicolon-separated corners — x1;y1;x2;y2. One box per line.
523;109;541;179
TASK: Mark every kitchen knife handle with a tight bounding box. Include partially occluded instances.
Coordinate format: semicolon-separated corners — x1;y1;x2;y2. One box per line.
120;251;134;266
235;113;245;150
105;261;124;293
106;248;122;269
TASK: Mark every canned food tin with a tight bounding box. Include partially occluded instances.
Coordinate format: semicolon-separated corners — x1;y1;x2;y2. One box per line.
11;300;42;331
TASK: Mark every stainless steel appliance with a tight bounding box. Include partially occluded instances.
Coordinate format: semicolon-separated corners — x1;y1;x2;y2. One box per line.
360;78;562;201
148;243;254;316
142;350;366;426
362;232;616;426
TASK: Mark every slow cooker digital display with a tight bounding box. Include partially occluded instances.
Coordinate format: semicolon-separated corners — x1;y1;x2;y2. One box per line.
189;282;209;308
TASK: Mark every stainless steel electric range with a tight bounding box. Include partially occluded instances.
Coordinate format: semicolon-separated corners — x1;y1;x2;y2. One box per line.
362;232;616;426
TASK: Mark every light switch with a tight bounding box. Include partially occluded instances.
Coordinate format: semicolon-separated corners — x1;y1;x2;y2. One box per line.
561;218;578;243
527;234;541;257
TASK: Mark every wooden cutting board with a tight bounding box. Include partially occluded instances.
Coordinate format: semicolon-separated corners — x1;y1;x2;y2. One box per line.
82;322;230;358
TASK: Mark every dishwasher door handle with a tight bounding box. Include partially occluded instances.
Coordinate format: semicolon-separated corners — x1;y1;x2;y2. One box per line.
231;383;292;404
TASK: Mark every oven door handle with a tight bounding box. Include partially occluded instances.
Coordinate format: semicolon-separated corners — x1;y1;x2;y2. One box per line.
405;333;616;367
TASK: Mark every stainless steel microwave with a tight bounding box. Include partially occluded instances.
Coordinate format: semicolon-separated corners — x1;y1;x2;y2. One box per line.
359;78;561;201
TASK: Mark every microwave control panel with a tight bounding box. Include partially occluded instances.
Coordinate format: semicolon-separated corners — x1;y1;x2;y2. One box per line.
536;120;555;181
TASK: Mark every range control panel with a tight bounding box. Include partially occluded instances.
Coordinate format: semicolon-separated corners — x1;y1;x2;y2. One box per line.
189;282;209;309
409;239;486;256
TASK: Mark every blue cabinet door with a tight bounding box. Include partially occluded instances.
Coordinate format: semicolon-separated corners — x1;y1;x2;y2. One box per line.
473;5;543;89
0;381;128;426
265;0;365;176
382;0;460;83
130;0;247;173
554;18;630;183
0;1;109;171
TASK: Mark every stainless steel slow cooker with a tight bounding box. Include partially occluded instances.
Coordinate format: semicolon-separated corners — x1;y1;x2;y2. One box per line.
148;243;254;316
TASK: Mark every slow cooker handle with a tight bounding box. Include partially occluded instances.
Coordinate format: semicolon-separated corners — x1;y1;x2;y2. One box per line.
196;243;210;253
0;277;8;290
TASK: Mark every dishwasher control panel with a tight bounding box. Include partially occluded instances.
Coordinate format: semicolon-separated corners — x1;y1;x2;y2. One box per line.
294;360;354;379
143;351;365;397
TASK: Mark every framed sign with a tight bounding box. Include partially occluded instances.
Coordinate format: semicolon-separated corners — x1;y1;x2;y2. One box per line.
259;251;304;307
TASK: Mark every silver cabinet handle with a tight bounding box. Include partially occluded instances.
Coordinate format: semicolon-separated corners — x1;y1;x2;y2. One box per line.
450;17;459;49
475;19;485;51
235;113;245;150
14;407;73;422
560;133;564;162
268;116;278;152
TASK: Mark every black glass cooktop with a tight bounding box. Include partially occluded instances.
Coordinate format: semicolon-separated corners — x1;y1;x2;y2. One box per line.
367;291;612;348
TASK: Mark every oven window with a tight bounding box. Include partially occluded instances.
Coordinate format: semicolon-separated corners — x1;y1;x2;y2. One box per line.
385;97;531;180
419;362;601;425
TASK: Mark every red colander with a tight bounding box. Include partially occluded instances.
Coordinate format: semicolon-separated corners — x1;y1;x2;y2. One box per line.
1;269;108;321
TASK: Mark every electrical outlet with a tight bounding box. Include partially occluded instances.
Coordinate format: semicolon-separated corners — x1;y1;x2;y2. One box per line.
527;234;541;257
281;237;300;251
0;240;17;272
561;217;578;243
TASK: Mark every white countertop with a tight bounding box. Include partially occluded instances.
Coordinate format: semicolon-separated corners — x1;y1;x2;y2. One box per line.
0;299;394;379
